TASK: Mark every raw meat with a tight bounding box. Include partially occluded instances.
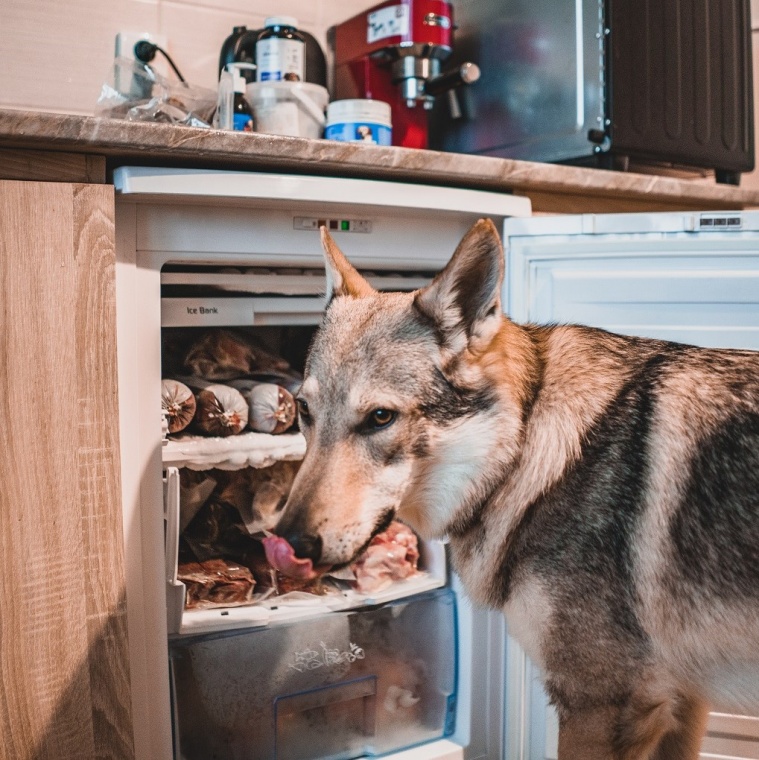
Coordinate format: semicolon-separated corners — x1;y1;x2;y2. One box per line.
350;522;420;594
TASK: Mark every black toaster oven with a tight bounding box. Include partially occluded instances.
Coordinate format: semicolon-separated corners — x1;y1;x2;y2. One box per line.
430;0;754;184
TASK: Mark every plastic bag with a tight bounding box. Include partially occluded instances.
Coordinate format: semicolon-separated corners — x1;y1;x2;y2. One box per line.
96;57;216;127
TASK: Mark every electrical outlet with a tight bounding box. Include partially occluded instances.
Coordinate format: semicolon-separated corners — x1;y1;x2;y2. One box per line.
115;30;167;62
115;30;170;78
113;31;170;96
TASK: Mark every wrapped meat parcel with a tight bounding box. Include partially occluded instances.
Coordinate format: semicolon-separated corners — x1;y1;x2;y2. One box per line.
194;384;249;437
178;558;255;609
184;329;291;381
230;379;297;434
161;378;197;434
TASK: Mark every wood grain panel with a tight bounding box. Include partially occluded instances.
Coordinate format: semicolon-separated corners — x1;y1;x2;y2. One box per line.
72;184;134;760
514;189;728;214
0;149;105;183
0;180;133;760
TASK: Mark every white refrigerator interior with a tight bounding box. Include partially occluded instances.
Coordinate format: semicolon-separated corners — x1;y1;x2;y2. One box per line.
503;210;759;760
114;168;530;760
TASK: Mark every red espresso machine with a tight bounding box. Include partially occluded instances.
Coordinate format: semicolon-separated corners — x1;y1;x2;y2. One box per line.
332;0;480;149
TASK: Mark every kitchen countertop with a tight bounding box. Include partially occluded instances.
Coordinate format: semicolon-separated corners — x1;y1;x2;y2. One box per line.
2;108;759;212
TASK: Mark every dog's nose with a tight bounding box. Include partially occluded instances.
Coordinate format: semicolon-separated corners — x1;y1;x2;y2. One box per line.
284;532;323;564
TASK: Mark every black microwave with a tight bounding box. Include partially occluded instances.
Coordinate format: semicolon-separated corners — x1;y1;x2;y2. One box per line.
430;0;754;184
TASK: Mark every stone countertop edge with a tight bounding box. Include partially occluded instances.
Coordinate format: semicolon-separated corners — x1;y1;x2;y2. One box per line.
1;109;759;207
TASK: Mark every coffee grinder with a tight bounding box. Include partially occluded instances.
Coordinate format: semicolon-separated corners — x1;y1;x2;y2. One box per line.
331;0;479;149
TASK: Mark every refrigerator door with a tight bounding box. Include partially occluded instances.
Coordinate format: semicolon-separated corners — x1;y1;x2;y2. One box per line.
502;210;759;760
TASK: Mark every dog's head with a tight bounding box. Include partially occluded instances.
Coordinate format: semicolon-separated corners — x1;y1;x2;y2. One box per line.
274;219;527;571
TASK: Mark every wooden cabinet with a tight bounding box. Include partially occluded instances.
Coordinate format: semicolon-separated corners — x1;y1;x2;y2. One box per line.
0;180;133;760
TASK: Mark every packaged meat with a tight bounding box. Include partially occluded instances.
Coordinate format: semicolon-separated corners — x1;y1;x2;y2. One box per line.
230;380;297;434
179;470;218;533
182;499;252;562
214;462;300;534
178;558;256;609
162;378;197;433
184;329;291;381
193;384;248;437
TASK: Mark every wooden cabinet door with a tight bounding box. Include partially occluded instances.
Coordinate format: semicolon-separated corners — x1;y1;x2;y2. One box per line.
0;181;133;760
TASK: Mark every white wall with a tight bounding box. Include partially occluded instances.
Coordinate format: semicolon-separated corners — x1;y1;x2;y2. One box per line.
0;0;372;114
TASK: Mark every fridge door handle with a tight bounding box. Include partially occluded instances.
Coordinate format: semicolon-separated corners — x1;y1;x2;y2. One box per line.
164;466;181;584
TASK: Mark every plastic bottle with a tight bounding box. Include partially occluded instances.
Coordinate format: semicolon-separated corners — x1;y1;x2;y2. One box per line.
215;63;255;132
230;64;254;131
215;67;234;130
256;17;305;83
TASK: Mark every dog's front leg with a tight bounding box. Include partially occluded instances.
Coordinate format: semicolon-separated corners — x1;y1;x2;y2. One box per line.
558;690;707;760
557;705;621;760
650;695;709;760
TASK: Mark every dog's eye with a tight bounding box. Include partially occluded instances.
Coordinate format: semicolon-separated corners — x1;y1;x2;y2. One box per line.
368;409;396;429
297;398;311;420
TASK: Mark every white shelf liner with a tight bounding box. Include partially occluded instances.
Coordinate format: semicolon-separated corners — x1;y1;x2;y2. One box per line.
163;430;306;470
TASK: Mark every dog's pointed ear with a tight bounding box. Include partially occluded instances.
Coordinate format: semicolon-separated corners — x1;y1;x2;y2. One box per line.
321;227;375;299
414;218;504;350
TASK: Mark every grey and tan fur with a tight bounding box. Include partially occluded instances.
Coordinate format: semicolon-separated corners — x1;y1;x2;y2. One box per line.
276;219;759;759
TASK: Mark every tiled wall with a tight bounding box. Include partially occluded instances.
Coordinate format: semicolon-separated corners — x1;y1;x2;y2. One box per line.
1;0;759;188
0;0;372;114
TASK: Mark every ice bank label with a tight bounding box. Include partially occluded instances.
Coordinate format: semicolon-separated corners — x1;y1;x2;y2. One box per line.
185;306;218;314
161;298;255;328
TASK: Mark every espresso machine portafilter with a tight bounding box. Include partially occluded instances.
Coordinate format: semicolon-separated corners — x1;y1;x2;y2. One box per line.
332;0;480;149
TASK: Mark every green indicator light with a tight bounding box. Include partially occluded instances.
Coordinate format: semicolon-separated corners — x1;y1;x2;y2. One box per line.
341;220;350;231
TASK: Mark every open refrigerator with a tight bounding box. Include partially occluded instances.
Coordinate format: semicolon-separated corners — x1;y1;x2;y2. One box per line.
115;166;759;760
114;168;531;760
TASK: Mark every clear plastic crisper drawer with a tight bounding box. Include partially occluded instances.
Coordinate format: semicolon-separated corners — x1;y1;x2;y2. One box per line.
168;587;457;760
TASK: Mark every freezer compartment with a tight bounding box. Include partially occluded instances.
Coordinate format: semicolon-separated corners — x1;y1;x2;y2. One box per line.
160;288;447;637
169;587;457;760
165;463;447;634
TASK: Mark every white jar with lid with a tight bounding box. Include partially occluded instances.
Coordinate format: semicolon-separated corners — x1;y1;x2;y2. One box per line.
325;99;393;146
256;17;305;83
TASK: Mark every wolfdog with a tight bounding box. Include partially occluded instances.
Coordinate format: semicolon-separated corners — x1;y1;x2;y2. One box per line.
271;218;759;759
